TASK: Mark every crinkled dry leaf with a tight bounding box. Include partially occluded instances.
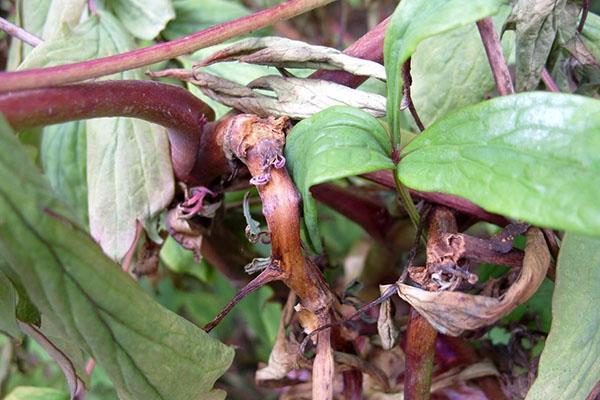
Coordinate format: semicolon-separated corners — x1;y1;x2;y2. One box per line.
377;285;399;350
396;228;550;336
151;69;386;119
366;360;499;399
197;36;386;80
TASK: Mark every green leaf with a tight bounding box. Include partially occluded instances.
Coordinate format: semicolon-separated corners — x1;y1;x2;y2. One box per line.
163;0;250;40
398;92;600;236
581;12;600;62
41;121;88;227
0;117;234;400
7;0;85;70
384;0;503;147
4;386;69;400
106;0;175;40
160;236;210;282
285;106;394;252
526;233;600;400
0;260;20;338
407;7;513;127
21;13;175;260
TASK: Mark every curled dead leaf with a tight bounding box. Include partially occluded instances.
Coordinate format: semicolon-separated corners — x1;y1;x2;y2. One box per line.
197;36;387;81
150;69;386;119
377;285;399;350
365;360;499;399
396;228;550;336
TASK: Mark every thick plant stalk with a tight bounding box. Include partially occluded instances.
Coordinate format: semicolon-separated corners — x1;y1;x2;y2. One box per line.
0;0;335;92
476;17;514;96
0;80;216;183
404;207;458;400
404;309;437;400
219;114;336;399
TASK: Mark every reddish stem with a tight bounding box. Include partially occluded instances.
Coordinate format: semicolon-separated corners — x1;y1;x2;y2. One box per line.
578;0;590;33
310;183;394;244
476;17;514;96
541;68;560;93
362;170;509;226
0;16;42;47
404;309;437;400
0;0;334;92
0;80;215;184
402;58;425;132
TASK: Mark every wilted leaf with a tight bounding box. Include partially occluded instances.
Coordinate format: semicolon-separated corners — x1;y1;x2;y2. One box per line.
41;121;88;227
408;7;513;127
384;0;503;146
159;69;387;119
21;12;175;261
181;46;275;118
526;233;600;400
199;36;386;80
0;260;20;338
367;360;499;399
4;386;69;400
105;0;175;40
376;284;398;351
163;0;250;40
285;106;394;252
0;117;234;400
398;92;600;236
505;0;567;91
396;228;550;336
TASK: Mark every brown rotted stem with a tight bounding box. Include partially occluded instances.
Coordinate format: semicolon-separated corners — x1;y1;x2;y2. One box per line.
0;80;216;184
405;207;457;400
221;114;336;399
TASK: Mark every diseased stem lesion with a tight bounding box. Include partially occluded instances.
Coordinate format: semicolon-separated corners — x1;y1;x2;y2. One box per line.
215;113;338;399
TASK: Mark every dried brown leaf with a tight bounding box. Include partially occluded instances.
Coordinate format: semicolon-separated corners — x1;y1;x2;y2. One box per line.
396;228;550;336
377;284;399;350
197;36;386;80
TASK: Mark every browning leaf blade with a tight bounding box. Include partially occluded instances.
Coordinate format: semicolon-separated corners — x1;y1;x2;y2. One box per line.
526;233;600;400
285;106;394;253
0;117;234;400
398;92;600;236
384;0;504;147
396;228;550;336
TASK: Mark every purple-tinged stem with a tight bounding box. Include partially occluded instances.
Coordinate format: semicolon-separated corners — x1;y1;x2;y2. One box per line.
476;17;514;96
310;183;394;245
362;170;509;226
402;58;425;132
578;0;590;33
541;68;560;93
0;80;216;183
0;16;42;47
0;0;335;92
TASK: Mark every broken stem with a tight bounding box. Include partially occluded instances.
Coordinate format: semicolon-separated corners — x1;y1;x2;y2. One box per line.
204;266;284;332
405;207;458;399
476;17;514;96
